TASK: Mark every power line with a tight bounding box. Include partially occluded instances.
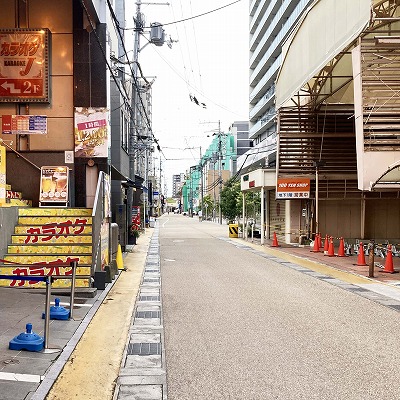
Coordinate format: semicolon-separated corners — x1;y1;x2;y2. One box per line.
105;0;163;151
122;0;243;29
147;41;242;116
80;0;152;148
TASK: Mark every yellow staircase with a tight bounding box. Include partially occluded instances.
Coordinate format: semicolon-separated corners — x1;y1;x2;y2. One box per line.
0;207;93;288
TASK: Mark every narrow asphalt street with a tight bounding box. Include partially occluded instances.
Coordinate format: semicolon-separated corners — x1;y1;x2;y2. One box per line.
159;214;400;399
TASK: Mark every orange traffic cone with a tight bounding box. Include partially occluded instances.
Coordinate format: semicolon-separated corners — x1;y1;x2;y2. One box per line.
326;237;336;257
337;237;346;257
323;235;329;253
311;234;320;252
271;232;280;247
318;233;323;250
381;245;398;274
356;242;367;266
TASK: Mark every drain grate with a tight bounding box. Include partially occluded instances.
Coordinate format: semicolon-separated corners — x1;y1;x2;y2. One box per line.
127;342;161;355
139;295;160;301
135;310;161;319
143;278;160;283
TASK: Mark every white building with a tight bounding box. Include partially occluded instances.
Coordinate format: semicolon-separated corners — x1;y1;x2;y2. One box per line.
241;0;313;172
240;0;313;244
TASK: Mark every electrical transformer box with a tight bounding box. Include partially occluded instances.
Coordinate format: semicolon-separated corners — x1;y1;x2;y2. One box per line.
150;23;165;46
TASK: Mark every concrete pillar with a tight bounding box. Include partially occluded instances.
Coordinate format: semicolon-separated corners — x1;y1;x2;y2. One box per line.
261;186;265;245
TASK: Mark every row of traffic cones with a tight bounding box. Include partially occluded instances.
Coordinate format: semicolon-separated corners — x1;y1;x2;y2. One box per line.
316;235;398;274
311;234;346;257
271;231;398;274
355;243;399;273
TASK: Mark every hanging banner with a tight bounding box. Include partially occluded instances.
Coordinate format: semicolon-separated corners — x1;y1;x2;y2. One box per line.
39;166;68;204
0;28;50;102
132;206;141;230
276;178;310;199
74;107;109;158
0;144;6;204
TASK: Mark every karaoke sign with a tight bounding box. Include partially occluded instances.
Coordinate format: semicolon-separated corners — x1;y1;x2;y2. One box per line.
0;28;50;102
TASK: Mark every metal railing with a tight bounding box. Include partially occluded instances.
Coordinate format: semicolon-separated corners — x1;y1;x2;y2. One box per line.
0;261;88;350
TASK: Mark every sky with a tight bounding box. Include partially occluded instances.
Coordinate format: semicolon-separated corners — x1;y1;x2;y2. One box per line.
125;0;249;196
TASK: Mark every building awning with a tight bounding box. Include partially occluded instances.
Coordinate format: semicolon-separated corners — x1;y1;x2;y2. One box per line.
111;165;143;189
370;161;400;191
275;0;371;109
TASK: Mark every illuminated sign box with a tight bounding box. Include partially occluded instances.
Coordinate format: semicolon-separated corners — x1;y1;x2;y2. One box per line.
276;178;310;199
39;166;69;205
0;28;50;102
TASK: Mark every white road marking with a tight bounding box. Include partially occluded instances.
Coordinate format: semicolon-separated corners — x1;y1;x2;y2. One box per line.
0;372;43;383
57;302;92;308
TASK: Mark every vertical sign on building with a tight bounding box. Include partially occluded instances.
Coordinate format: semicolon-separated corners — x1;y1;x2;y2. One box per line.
0;29;50;102
0;143;6;204
74;107;109;158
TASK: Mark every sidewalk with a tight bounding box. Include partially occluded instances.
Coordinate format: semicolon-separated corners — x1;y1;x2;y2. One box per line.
0;228;153;400
238;235;400;306
247;236;400;285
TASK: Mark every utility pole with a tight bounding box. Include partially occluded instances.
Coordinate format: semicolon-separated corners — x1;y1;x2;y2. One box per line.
199;146;203;218
159;157;162;214
130;0;143;179
129;0;169;232
217;120;223;225
128;0;143;236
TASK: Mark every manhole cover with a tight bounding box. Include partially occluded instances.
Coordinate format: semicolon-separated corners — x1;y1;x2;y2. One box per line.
3;359;20;365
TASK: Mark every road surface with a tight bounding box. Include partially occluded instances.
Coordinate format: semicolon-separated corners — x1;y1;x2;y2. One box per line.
160;214;400;399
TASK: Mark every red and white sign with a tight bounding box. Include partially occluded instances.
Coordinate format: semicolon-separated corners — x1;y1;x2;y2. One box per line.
0;29;49;102
276;178;310;199
74;107;109;158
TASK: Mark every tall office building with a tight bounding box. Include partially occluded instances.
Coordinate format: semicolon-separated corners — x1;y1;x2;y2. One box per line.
172;174;184;198
243;0;313;171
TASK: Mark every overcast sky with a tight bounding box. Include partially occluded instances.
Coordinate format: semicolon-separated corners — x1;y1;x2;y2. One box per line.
126;0;249;196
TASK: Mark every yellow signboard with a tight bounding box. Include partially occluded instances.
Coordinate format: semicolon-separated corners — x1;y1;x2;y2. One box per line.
0;144;6;204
